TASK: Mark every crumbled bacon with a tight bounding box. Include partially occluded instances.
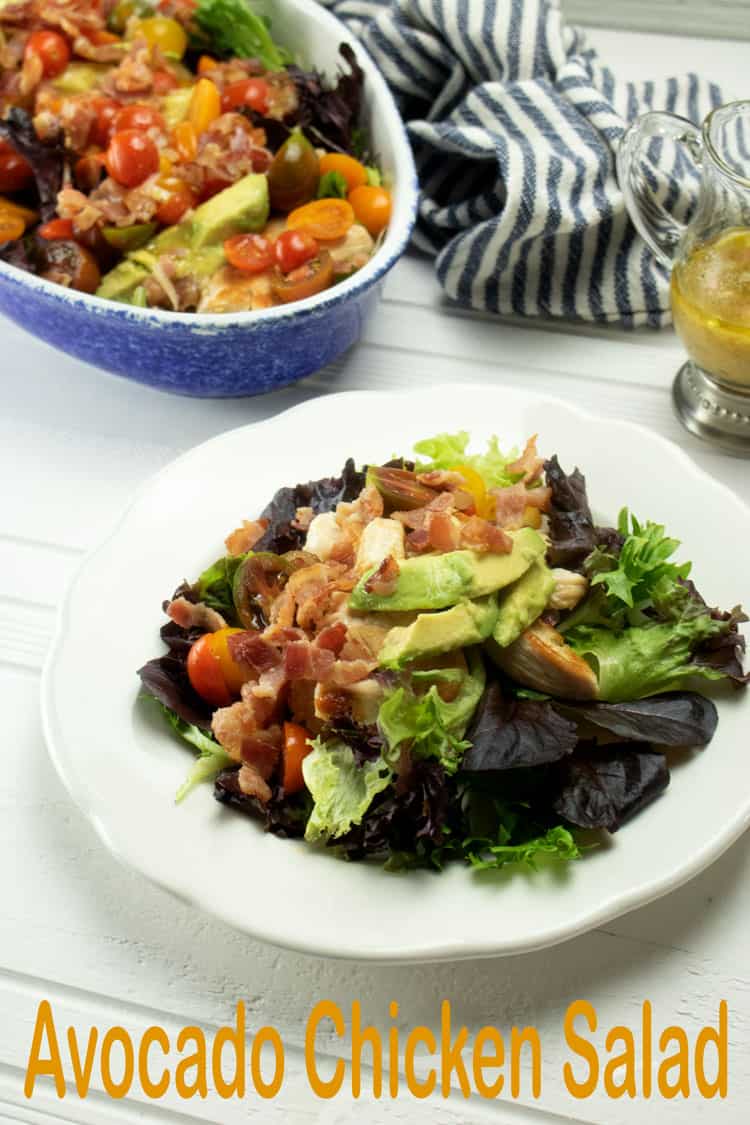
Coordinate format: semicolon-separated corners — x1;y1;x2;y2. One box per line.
523;486;552;510
363;554;400;596
56;187;103;232
426;510;461;553
166;596;226;633
225;518;268;556
417;470;466;490
228;631;280;671
507;435;544;485
237;763;271;804
490;483;529;529
315;621;348;655
459;516;513;554
406;527;431;554
240;725;282;775
283;641;335;682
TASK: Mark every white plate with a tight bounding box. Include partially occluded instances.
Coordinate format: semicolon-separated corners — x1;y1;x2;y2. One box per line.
41;385;750;962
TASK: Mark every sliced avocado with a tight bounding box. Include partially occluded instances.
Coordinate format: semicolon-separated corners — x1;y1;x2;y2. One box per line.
189;173;269;248
379;596;498;670
349;527;545;613
492;559;555;649
162;87;193;128
52;62;110;94
97;175;269;302
96;257;149;302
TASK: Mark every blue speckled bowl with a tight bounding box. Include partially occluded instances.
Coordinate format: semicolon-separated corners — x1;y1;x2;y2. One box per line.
0;0;418;397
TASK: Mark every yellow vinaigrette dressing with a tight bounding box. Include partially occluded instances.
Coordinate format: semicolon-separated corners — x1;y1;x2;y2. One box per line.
671;228;750;389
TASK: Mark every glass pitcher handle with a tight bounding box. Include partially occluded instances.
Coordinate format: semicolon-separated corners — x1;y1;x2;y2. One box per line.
617;112;702;268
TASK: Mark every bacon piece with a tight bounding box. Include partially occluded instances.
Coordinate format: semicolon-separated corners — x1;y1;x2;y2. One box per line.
406;528;431;554
228;631;280;671
237;764;272;805
490;483;529;529
225;518;268;556
507;435;544;485
417;470;466;490
328;660;377;686
212;699;261;761
459;516;513;554
363;554;400;596
315;621;348;655
166;596;226;633
283;641;335;682
247;664;287;705
240;725;282;776
523;486;552;511
427;510;461;553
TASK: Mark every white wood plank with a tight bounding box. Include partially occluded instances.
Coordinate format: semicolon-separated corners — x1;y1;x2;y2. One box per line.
568;3;750;43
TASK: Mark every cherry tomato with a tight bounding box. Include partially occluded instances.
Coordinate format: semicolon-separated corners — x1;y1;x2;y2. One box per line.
90;97;120;147
224;233;274;273
188;78;221;135
286;198;353;241
155;178;196;225
152;69;178;95
105;129;159;187
449;464;494;519
0;141;33;193
39;218;75;241
114;103;165;134
221;78;270;116
133;17;187;59
41;240;100;293
348;185;392;236
266;129;319;212
274;229;318;273
271;250;334;304
172;120;198;163
197;54;218;75
318;152;367;193
74;152;106;192
186;627;252;707
24;30;70;79
281;721;313;794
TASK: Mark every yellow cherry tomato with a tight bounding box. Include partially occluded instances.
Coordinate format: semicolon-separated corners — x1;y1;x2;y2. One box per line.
319;152;367;193
188;77;221;135
348;184;392;236
172;120;198;162
134;17;188;59
0;196;38;241
450;464;494;519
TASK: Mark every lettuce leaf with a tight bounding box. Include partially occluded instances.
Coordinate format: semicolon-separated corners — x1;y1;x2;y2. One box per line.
378;654;485;774
193;0;289;70
588;508;691;613
413;431;520;489
464;824;580;871
160;706;233;803
552;744;669;832
567;615;729;702
194;554;245;620
302;739;392;842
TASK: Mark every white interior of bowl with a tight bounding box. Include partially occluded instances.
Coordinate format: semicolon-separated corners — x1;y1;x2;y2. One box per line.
0;0;418;324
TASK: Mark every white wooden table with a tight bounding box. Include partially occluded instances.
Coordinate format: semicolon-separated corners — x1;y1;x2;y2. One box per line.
2;25;749;1125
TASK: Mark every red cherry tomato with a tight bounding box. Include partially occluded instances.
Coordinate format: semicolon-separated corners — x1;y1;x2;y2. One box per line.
223;232;274;273
90;97;120;147
156;178;196;225
186;628;252;707
220;78;270;116
105;129;159;187
24;30;70;79
274;229;319;274
113;103;165;135
152;69;178;95
0;141;33;193
39;218;75;240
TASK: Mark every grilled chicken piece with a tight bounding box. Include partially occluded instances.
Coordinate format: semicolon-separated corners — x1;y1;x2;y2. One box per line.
325;223;375;276
490;620;598;700
198;265;276;313
548;568;589;610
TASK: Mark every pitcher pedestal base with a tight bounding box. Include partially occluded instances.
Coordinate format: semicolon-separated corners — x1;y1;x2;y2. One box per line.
672;362;750;457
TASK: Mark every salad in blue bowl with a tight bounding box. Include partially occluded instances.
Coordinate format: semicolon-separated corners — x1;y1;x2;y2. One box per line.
0;0;417;394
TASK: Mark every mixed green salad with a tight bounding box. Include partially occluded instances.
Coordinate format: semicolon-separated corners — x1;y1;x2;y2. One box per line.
138;433;748;873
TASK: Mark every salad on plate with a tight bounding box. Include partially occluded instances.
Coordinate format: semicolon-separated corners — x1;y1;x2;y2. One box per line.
0;0;390;310
138;432;748;874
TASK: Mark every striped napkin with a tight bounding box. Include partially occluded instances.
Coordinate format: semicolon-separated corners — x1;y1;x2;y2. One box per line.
321;0;724;327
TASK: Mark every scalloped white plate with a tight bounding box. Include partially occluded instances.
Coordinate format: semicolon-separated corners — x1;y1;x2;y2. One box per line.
41;385;750;961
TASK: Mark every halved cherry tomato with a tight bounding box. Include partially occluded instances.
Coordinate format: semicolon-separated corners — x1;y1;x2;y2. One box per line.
197;54;218;75
186;627;252;707
0;142;33;193
114;103;165;134
0;196;35;242
318;152;367;193
188;78;221;135
348;184;391;236
449;464;494;519
90;97;120;148
39;218;75;241
172;120;198;162
105;129;159;187
24;30;70;79
286;197;354;241
155;178;196;225
224;232;274;273
271;250;334;304
87;29;120;46
281;721;313;794
41;240;100;293
152;69;179;94
221;78;270;116
274;229;318;273
133;17;187;58
74;152;106;192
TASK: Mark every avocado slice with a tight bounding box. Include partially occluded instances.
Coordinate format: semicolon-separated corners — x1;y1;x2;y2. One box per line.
52;62;110;94
349;527;545;613
162;87;193;128
379;596;498;670
97;174;269;303
492;559;555;649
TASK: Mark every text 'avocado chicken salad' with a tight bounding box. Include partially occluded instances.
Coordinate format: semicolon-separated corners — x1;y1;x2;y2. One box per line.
0;0;390;311
138;434;749;874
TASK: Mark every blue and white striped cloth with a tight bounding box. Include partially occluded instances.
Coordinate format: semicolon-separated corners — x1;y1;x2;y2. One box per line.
321;0;724;327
